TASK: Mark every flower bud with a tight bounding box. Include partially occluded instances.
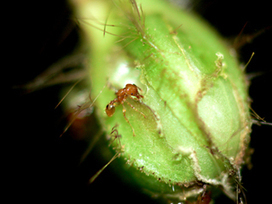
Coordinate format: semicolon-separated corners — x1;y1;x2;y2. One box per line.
71;0;251;202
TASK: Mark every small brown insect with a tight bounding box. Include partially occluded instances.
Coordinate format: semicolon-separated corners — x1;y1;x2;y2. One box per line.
197;191;211;204
185;191;212;204
105;84;145;136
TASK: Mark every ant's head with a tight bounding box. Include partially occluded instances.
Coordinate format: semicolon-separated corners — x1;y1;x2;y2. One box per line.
125;84;138;96
125;84;143;99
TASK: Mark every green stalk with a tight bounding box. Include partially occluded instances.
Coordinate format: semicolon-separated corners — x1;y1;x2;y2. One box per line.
69;0;252;202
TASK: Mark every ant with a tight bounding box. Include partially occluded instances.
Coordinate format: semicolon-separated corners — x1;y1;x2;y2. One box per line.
105;84;146;136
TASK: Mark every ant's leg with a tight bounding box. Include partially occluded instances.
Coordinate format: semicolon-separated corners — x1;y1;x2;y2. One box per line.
110;124;119;134
109;125;122;148
121;104;136;136
125;100;146;118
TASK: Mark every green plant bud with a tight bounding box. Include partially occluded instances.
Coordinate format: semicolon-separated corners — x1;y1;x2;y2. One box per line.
70;0;251;202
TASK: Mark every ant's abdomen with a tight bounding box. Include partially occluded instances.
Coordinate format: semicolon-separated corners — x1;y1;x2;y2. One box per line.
105;103;115;117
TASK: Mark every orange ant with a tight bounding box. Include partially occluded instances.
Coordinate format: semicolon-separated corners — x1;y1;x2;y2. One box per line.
105;84;146;136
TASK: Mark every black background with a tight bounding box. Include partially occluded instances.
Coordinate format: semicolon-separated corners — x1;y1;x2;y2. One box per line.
9;0;271;203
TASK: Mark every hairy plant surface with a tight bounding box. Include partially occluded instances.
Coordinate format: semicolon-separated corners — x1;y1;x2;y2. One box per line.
69;0;253;202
